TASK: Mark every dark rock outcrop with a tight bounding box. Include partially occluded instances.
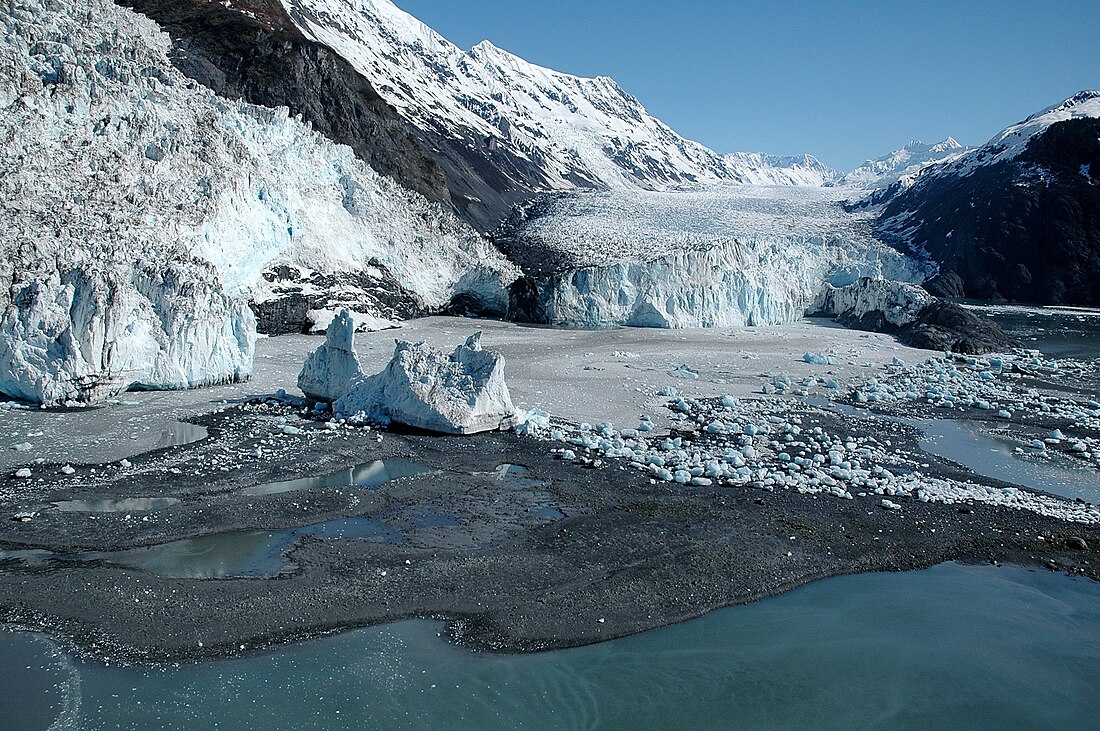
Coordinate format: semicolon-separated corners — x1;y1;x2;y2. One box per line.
116;0;450;213
876;116;1100;306
251;264;426;335
113;0;561;233
814;278;1020;355
896;301;1022;355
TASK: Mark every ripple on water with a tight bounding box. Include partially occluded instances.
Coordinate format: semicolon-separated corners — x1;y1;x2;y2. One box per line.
3;564;1099;730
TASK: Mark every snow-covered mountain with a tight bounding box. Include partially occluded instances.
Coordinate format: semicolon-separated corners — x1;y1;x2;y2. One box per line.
723;153;840;187
279;0;734;193
840;138;967;188
873;91;1100;305
0;0;517;404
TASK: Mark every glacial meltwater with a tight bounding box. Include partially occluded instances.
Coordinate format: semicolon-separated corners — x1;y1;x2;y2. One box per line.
4;563;1099;730
239;458;434;497
915;418;1100;502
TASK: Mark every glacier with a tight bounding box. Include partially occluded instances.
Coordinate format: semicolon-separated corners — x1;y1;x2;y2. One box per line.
502;186;933;329
0;0;517;404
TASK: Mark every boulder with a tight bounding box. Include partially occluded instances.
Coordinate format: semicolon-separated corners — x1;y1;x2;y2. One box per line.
334;332;516;434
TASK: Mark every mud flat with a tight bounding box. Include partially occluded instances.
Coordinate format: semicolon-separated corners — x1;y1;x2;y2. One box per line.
0;317;1097;664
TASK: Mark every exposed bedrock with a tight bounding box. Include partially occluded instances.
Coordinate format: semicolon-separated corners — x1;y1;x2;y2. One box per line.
814;278;1021;355
876;116;1100;306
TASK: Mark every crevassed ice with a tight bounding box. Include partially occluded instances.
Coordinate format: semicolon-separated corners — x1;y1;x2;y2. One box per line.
0;0;517;404
520;186;932;328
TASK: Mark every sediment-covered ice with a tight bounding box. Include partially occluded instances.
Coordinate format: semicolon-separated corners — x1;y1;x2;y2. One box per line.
335;333;517;434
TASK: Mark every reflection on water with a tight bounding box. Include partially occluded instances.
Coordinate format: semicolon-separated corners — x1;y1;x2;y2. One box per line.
241;459;434;497
4;563;1099;730
52;497;181;513
915;419;1100;502
154;422;208;449
804;396;1100;502
96;517;409;578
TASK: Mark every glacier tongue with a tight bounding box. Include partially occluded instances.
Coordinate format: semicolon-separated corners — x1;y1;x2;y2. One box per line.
0;0;518;403
503;186;932;329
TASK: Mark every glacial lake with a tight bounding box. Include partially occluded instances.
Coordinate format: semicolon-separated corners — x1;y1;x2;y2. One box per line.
3;563;1099;730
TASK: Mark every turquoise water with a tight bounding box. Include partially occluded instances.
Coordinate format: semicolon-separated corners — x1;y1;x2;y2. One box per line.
4;563;1099;730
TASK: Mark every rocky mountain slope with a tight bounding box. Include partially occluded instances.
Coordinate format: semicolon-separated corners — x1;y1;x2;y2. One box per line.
872;91;1100;305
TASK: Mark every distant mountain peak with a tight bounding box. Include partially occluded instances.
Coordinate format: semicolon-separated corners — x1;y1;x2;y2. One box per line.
840;137;968;188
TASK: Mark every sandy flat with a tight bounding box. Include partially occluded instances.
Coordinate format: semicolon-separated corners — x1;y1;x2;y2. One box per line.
0;317;928;471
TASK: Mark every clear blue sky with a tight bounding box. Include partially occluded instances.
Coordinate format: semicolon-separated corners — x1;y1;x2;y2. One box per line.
395;0;1099;172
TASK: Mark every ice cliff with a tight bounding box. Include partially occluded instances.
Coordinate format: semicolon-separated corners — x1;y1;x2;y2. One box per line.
0;0;517;403
502;186;933;328
335;333;517;434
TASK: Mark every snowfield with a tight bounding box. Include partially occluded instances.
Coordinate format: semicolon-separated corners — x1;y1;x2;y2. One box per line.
0;0;517;404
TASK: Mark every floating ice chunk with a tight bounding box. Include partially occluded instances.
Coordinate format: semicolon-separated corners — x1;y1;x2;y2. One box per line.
13;468;31;479
297;311;364;403
335;333;517;435
803;352;833;365
668;365;699;380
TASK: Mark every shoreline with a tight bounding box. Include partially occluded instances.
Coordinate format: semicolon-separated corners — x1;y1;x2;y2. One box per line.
1;403;1096;666
1;316;1097;666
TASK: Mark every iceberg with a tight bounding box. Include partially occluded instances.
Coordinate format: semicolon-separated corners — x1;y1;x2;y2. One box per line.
335;333;517;434
297;311;364;403
0;256;254;405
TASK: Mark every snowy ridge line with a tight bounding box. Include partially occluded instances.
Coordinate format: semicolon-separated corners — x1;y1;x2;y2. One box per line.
899;91;1100;184
275;0;832;194
838;138;968;189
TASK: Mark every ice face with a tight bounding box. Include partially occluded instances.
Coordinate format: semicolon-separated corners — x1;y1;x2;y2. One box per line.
814;278;934;328
507;186;932;328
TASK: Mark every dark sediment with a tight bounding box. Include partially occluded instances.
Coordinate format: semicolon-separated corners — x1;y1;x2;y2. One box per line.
0;401;1096;665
